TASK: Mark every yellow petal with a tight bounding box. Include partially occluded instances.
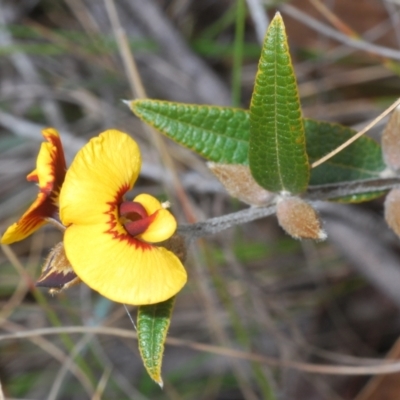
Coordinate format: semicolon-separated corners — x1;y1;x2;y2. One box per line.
137;209;177;243
63;224;187;305
134;194;163;215
133;194;177;243
27;128;67;192
28;142;55;191
1;194;48;244
60;130;141;226
1;221;45;244
1;128;66;244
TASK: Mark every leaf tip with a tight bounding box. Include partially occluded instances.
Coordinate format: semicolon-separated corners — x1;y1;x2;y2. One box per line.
145;368;164;387
156;377;164;388
147;370;164;388
271;11;284;26
121;99;131;106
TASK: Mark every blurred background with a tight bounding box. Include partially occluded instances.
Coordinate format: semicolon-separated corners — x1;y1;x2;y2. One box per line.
1;0;400;399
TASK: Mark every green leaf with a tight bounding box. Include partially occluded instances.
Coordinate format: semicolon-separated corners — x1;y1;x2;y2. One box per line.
128;100;385;199
305;119;386;184
248;13;309;194
137;296;175;387
129;99;250;165
305;119;386;202
331;191;385;203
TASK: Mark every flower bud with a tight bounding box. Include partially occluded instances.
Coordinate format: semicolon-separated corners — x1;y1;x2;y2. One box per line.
276;197;326;240
208;163;274;206
385;188;400;237
382;105;400;172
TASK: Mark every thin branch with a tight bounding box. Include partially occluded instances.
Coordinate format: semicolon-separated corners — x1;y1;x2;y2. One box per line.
312;97;400;168
103;0;146;99
281;3;400;61
105;0;198;223
306;177;400;200
309;0;358;37
246;0;269;44
177;204;276;239
177;177;400;239
0;320;94;396
6;325;400;376
91;366;112;400
47;334;93;400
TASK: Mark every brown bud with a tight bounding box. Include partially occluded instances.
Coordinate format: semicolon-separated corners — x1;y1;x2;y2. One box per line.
158;234;187;263
208;163;274;206
385;188;400;237
36;242;81;294
276;197;326;240
382;105;400;172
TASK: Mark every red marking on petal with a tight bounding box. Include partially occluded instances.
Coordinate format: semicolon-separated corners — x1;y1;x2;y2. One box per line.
27;171;39;183
28;130;66;218
44;129;67;189
16;192;59;236
38;129;67;196
3;130;67;243
104;184;153;250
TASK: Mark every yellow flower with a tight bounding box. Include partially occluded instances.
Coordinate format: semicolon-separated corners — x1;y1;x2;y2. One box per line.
1;128;67;244
59;130;187;305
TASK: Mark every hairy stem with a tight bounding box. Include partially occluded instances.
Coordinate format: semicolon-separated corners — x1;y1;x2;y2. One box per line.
178;177;400;238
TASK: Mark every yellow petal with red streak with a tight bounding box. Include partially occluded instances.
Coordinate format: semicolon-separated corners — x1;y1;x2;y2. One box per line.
60;130;141;226
63;223;187;305
1;128;66;244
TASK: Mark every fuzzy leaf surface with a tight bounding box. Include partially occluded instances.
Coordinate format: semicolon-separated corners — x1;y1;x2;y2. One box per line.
248;13;309;193
137;296;175;386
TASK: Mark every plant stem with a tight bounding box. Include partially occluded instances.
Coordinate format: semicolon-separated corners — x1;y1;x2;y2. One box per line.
178;204;276;239
178;177;400;239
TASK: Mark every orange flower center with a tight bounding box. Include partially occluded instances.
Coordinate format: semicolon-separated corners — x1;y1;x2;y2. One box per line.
119;201;156;237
